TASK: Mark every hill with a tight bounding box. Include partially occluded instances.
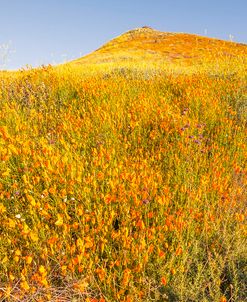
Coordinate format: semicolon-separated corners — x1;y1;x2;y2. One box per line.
71;26;247;66
0;27;246;302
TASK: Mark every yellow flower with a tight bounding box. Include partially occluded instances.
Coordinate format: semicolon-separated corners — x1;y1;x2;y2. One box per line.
29;231;39;242
2;169;10;177
20;280;30;291
39;265;45;274
55;214;63;226
26;194;36;207
0;202;6;213
25;255;33;264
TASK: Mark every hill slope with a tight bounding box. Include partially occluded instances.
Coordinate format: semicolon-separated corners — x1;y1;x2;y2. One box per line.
71;27;247;66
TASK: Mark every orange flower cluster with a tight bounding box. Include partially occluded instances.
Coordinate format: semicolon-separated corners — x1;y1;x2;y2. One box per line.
0;59;246;301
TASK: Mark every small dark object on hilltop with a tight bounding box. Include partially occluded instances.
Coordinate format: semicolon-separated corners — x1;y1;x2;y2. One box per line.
142;26;153;29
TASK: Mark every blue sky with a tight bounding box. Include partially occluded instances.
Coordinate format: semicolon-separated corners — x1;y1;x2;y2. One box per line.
0;0;246;69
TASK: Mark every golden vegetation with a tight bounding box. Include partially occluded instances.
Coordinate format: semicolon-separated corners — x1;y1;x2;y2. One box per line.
72;27;247;67
0;28;246;301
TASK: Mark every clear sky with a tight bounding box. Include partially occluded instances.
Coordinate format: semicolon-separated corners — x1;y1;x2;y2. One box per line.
0;0;246;70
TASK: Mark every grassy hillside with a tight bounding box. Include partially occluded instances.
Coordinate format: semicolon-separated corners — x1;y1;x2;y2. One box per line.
72;27;247;67
0;29;246;301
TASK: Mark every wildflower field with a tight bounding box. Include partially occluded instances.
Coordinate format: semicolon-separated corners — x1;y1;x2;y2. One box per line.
0;29;247;301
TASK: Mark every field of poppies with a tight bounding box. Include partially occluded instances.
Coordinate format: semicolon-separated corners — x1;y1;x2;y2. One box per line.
0;57;246;301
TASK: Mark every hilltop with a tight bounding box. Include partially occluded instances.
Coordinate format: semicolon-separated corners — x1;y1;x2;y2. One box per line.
71;26;247;66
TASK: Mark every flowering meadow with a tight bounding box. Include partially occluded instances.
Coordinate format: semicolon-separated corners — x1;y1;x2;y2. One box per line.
0;43;247;301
